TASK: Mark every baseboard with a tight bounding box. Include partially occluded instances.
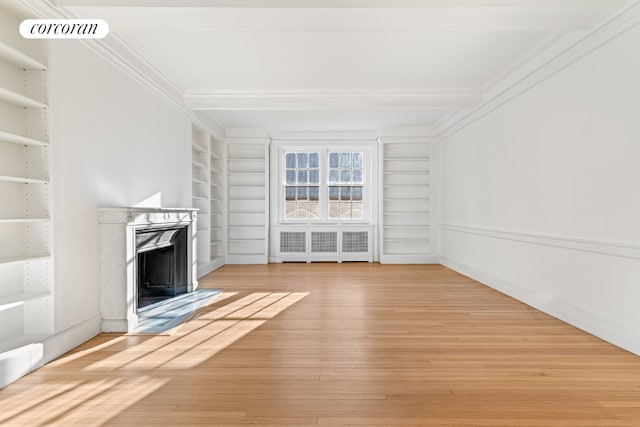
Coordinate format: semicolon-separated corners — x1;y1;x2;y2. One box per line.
0;315;101;388
439;255;640;356
41;315;102;368
197;258;225;279
380;254;439;264
226;254;268;264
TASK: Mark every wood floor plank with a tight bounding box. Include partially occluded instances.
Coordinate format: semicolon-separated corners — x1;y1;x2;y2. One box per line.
2;263;640;426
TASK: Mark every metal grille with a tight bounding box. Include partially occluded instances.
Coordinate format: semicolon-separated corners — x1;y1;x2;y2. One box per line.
311;232;338;253
342;231;368;253
280;232;306;253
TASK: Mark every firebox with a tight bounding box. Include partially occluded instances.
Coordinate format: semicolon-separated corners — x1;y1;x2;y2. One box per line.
136;226;188;309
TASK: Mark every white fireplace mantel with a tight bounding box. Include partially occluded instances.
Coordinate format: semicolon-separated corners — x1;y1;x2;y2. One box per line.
98;207;199;332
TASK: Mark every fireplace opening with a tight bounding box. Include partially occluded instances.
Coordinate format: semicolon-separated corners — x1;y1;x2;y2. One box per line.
136;226;188;310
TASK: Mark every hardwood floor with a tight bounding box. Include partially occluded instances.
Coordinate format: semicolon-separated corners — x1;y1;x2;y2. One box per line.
2;264;640;426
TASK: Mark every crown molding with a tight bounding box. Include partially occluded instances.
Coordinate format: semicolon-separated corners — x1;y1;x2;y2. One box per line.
60;0;622;9
18;0;225;139
435;0;640;140
269;130;380;141
60;2;624;33
185;90;483;111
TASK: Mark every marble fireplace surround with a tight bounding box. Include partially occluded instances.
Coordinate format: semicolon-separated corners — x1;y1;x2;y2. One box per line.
98;207;199;333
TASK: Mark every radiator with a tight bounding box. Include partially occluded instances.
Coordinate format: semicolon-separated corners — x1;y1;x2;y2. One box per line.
274;226;373;262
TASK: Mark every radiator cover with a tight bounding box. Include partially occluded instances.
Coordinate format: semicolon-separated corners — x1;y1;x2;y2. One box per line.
274;225;374;262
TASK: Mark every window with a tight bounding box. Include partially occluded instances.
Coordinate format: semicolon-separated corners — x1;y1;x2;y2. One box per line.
281;149;368;222
284;152;320;220
328;152;364;220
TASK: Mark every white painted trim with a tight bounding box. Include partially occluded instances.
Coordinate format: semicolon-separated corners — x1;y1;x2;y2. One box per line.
380;254;439;264
380;127;434;138
226;254;268;264
0;315;101;388
435;1;640;140
197;257;225;279
61;0;623;8
61;1;624;34
270;130;380;141
185;90;482;111
439;256;640;356
42;315;101;367
441;223;640;261
380;136;436;144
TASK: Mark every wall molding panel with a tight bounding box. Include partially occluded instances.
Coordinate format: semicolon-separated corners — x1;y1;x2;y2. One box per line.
441;223;640;261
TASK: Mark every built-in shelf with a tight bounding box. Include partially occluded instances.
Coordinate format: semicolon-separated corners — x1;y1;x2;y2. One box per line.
0;175;48;184
382;141;432;262
227;197;265;201
192;195;207;200
384;225;429;229
226;140;268;263
0;254;50;265
191;143;207;153
384;171;430;175
227;172;265;176
0;10;54;387
384;157;430;161
0;41;47;70
192;178;207;184
384;197;430;201
227;252;265;256
228;238;266;242
384;237;431;241
0;292;49;313
0;130;48;147
192;160;207;169
0;218;49;224
384;210;429;214
227;184;265;188
0;86;47;109
210;152;221;160
383;184;430;188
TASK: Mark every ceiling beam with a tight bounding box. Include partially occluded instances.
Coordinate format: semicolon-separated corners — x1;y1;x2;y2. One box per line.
184;90;483;111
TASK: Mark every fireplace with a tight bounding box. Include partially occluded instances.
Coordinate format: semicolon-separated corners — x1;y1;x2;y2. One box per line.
98;207;198;332
136;226;188;309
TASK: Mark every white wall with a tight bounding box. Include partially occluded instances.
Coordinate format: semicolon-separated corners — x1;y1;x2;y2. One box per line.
49;41;192;334
440;24;640;354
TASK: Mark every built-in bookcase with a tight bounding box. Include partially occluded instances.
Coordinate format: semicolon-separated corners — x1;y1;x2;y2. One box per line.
226;138;269;264
0;7;53;354
209;134;225;269
192;122;226;277
380;140;432;263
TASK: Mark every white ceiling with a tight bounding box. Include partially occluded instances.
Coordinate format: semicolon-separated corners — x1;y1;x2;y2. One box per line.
62;0;625;132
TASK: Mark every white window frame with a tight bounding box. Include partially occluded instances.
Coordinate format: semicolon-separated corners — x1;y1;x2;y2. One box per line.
271;141;376;225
